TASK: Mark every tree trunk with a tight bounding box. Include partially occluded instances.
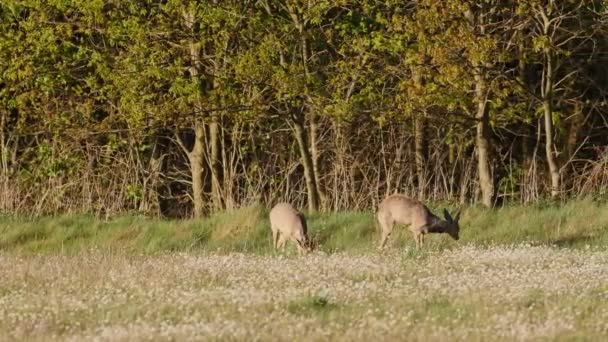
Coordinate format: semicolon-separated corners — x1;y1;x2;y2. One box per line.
0;111;7;175
309;114;326;209
542;51;560;198
295;13;325;211
137;135;161;215
189;123;206;218
465;4;494;207
543;100;560;197
182;6;209;217
414;113;427;200
209;117;223;211
474;71;495;208
536;6;561;198
411;67;427;200
293;117;320;212
0;111;8;211
517;31;534;173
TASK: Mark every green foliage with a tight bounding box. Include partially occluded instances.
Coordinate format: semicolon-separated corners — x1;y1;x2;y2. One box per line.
20;141;81;182
1;0;607;216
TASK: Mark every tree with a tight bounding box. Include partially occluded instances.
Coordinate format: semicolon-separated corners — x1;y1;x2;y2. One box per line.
397;1;516;207
520;0;605;198
255;0;345;211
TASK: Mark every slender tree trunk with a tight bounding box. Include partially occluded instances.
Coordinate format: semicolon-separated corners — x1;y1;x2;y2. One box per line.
309;114;326;209
189;123;206;218
465;4;494;207
283;5;323;211
474;71;495;208
293;117;320;212
536;5;561;198
332;120;347;210
183;7;207;217
0;111;8;211
296;14;325;211
518;31;534;174
411;67;427;200
414;113;427;200
139;136;163;215
0;111;7;175
209;116;223;211
448;133;456;164
543;100;560;197
542;52;560;198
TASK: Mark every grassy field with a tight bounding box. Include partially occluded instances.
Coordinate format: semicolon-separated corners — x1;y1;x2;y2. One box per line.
1;198;608;341
1;197;608;254
1;247;607;341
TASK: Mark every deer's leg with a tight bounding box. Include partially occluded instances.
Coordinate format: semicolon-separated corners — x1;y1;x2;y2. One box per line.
414;232;422;249
296;240;305;255
290;234;304;255
380;232;390;249
278;235;286;250
378;215;393;249
414;224;430;249
272;227;279;249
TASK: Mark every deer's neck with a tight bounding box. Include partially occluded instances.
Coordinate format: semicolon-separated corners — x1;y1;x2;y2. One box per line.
426;216;448;234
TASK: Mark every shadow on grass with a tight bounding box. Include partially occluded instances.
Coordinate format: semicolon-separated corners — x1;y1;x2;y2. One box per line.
550;235;597;248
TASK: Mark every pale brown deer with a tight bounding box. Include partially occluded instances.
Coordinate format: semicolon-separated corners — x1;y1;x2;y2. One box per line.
377;194;461;249
269;202;312;254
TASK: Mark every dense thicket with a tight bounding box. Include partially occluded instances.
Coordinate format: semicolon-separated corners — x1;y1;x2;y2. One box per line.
1;0;607;217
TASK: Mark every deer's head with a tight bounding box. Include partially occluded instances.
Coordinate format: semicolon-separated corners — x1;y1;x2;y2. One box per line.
443;209;461;240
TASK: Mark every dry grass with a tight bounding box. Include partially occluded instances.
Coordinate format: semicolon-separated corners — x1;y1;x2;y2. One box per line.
1;245;607;341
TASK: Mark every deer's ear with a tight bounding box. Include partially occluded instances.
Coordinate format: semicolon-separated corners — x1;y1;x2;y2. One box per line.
454;210;461;223
443;209;452;222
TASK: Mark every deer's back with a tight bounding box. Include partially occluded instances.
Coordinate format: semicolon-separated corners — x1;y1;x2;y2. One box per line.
378;195;432;227
269;202;304;234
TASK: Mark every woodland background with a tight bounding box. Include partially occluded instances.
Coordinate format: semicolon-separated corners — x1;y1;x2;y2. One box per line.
1;0;607;218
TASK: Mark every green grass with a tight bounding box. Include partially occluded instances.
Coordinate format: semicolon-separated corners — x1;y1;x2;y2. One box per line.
409;295;474;326
462;197;608;248
286;293;338;316
1;197;607;254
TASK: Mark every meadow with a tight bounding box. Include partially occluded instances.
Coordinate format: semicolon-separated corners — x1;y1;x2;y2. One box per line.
1;198;608;341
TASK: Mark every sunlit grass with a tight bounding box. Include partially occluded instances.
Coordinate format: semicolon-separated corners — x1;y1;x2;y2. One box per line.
1;246;607;340
1;199;608;340
0;197;607;254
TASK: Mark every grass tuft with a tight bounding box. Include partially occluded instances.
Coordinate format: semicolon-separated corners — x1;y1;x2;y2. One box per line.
286;293;337;316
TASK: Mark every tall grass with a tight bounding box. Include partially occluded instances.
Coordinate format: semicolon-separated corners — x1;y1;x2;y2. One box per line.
1;198;607;254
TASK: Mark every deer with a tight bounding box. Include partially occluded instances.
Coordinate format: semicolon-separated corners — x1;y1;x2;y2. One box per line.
377;194;461;249
269;202;312;255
